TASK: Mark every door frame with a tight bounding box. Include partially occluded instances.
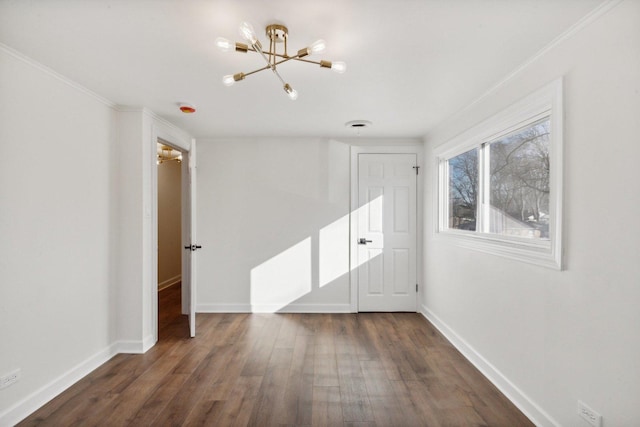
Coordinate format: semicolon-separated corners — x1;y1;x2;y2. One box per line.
349;144;424;312
151;124;195;343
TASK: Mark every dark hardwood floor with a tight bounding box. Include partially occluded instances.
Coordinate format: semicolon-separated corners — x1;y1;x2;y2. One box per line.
19;284;533;426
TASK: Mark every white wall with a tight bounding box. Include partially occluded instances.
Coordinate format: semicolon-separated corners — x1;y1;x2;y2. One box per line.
0;46;193;424
196;137;422;312
196;137;351;312
113;109;146;348
0;46;117;421
422;1;640;426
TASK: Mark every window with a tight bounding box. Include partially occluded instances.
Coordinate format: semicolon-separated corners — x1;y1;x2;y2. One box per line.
436;80;563;269
448;148;478;232
487;117;550;240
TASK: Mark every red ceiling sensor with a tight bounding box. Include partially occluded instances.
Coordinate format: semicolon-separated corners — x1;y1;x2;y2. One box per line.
179;103;196;114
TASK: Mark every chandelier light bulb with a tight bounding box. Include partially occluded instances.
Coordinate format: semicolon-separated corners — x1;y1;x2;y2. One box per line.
284;84;298;100
222;75;235;86
239;21;258;44
309;39;326;54
331;61;347;74
215;37;234;52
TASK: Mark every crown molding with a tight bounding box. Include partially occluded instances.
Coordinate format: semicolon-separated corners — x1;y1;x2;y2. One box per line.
430;0;623;135
0;42;116;108
115;106;192;142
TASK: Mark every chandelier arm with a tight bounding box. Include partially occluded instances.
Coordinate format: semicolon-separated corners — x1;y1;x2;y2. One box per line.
241;47;330;69
252;42;275;71
268;54;321;68
236;55;322;83
242;65;272;78
243;47;313;62
272;67;287;86
279;55;304;64
251;40;290;88
231;52;293;83
291;57;324;65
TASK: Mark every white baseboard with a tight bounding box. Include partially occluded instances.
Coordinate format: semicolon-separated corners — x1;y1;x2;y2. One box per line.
271;303;351;313
0;343;119;427
197;303;251;313
115;340;145;354
197;303;351;313
420;304;559;427
0;335;160;426
116;335;156;354
158;275;181;291
142;334;156;353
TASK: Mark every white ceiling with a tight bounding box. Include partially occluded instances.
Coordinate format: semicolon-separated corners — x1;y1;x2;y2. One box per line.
0;0;604;139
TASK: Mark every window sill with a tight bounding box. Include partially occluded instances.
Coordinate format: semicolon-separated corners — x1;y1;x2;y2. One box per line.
436;230;562;270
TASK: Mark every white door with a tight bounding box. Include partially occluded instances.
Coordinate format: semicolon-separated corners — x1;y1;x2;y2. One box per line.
357;153;417;311
181;141;197;337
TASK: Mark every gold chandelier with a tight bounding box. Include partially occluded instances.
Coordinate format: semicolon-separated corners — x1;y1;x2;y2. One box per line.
215;22;346;100
157;145;182;165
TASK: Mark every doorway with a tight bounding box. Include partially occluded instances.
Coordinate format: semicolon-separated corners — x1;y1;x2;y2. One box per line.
151;131;196;342
157;142;183;336
350;147;422;312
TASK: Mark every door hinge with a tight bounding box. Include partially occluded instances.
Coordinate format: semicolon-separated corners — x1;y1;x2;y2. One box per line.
413;166;420;175
416;283;419;292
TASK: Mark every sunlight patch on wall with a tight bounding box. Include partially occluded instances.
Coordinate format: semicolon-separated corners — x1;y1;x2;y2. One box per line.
249;196;383;310
319;214;350;287
250;237;312;312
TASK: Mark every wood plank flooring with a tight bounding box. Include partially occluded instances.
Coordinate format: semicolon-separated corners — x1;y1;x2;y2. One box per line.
19;284;533;426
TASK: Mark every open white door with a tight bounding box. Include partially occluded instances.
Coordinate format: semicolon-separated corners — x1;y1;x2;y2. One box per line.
188;141;197;337
181;140;197;337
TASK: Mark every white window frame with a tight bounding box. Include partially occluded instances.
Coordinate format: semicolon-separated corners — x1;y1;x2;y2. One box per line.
434;79;563;270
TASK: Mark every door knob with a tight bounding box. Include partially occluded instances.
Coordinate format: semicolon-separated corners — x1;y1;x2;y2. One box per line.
184;244;202;251
358;238;373;245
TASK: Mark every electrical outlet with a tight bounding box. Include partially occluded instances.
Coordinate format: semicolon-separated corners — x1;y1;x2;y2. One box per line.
0;369;21;389
578;400;602;427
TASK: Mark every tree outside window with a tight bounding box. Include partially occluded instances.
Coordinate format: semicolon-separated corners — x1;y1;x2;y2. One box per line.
488;118;550;239
448;148;478;231
447;118;550;240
